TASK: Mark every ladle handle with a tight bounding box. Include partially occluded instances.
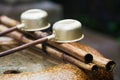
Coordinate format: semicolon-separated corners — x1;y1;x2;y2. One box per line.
0;37;48;57
0;27;17;36
0;23;24;36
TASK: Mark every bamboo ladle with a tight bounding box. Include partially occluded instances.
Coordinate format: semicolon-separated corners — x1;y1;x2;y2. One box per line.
0;9;50;36
0;19;84;57
0;25;97;72
0;11;92;63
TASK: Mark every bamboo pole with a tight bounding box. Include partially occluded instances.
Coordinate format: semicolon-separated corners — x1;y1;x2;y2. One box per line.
0;37;17;45
0;15;19;27
70;43;116;71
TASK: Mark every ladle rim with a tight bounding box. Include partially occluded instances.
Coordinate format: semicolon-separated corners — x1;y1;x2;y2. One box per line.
54;34;84;43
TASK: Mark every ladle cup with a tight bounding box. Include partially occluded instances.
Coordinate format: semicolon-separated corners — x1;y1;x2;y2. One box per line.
0;19;84;57
0;9;50;36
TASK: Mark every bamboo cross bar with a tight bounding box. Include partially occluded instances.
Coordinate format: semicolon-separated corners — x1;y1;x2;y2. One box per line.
0;25;97;72
48;41;93;63
0;37;17;45
0;37;48;57
0;15;19;27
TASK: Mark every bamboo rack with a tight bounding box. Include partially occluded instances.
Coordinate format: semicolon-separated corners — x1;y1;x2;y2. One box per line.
0;16;116;72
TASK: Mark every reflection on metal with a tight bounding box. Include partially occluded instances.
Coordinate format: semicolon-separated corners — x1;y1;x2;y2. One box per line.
52;19;84;43
21;9;50;31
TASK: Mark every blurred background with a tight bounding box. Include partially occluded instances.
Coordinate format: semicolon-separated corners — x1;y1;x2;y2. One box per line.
0;0;120;38
53;0;120;39
0;0;120;80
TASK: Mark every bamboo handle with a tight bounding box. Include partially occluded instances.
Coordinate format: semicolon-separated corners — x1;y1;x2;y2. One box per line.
0;27;17;36
0;15;19;27
48;41;93;63
0;37;48;57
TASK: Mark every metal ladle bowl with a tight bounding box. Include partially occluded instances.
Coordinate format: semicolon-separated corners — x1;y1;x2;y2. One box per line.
51;19;84;43
0;9;50;36
21;9;50;31
0;19;84;57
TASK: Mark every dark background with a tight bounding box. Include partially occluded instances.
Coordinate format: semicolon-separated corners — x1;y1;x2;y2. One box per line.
51;0;120;39
0;0;120;38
